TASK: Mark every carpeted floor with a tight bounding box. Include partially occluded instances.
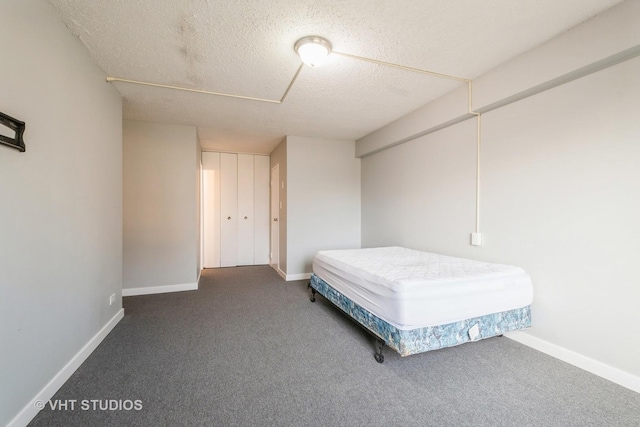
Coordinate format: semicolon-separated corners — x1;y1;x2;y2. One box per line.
30;266;640;426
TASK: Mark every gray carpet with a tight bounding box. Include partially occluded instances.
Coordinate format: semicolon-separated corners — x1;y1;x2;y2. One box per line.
30;266;640;426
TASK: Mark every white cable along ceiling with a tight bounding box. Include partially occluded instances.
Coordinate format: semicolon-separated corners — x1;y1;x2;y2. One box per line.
105;41;472;105
48;0;623;154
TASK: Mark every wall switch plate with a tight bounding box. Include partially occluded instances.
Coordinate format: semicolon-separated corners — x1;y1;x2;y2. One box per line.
109;294;116;306
471;232;482;246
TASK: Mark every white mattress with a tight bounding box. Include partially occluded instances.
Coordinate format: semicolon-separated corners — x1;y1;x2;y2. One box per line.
312;247;533;330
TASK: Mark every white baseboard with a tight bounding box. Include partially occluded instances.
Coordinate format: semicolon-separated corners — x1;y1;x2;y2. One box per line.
286;272;311;281
122;282;198;296
270;265;310;282
506;330;640;393
8;309;125;427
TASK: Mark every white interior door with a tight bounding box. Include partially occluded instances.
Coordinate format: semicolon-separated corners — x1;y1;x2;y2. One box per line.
270;164;279;269
202;152;221;268
237;154;254;266
220;153;238;267
254;155;270;264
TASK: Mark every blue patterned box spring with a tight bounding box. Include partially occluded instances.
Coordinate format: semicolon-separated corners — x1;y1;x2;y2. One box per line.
309;273;531;357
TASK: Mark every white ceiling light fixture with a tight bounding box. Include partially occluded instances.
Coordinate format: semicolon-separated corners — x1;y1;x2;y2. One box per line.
294;36;332;67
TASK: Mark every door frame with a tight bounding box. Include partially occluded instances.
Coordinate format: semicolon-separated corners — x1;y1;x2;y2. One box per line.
270;164;280;271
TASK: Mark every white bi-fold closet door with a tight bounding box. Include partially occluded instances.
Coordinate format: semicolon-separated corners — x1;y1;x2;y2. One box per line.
202;152;270;268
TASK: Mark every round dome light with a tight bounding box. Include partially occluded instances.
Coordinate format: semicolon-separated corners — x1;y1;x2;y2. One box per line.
294;36;332;67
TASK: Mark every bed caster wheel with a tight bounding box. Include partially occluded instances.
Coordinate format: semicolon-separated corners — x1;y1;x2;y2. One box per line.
374;339;385;363
307;283;316;302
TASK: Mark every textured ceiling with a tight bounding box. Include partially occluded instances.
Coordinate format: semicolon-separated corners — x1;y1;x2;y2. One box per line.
48;0;623;154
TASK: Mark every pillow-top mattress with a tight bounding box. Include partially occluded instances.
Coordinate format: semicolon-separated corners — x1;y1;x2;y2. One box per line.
312;247;533;330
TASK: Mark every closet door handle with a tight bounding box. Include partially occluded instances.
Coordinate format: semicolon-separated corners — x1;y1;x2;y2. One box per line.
273;218;278;222
227;216;231;220
244;216;248;220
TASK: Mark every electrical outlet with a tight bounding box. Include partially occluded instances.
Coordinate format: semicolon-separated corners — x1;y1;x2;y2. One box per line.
471;232;482;246
109;294;116;306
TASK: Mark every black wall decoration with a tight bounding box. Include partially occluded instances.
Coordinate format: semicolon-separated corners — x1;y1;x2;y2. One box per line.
0;111;26;152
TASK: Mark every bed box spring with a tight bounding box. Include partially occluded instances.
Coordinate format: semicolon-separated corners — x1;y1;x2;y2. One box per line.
313;247;533;331
310;274;531;356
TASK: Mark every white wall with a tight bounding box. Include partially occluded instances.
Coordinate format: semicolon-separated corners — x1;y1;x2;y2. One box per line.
284;136;361;276
362;120;477;254
123;121;199;292
360;1;640;390
0;1;123;425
